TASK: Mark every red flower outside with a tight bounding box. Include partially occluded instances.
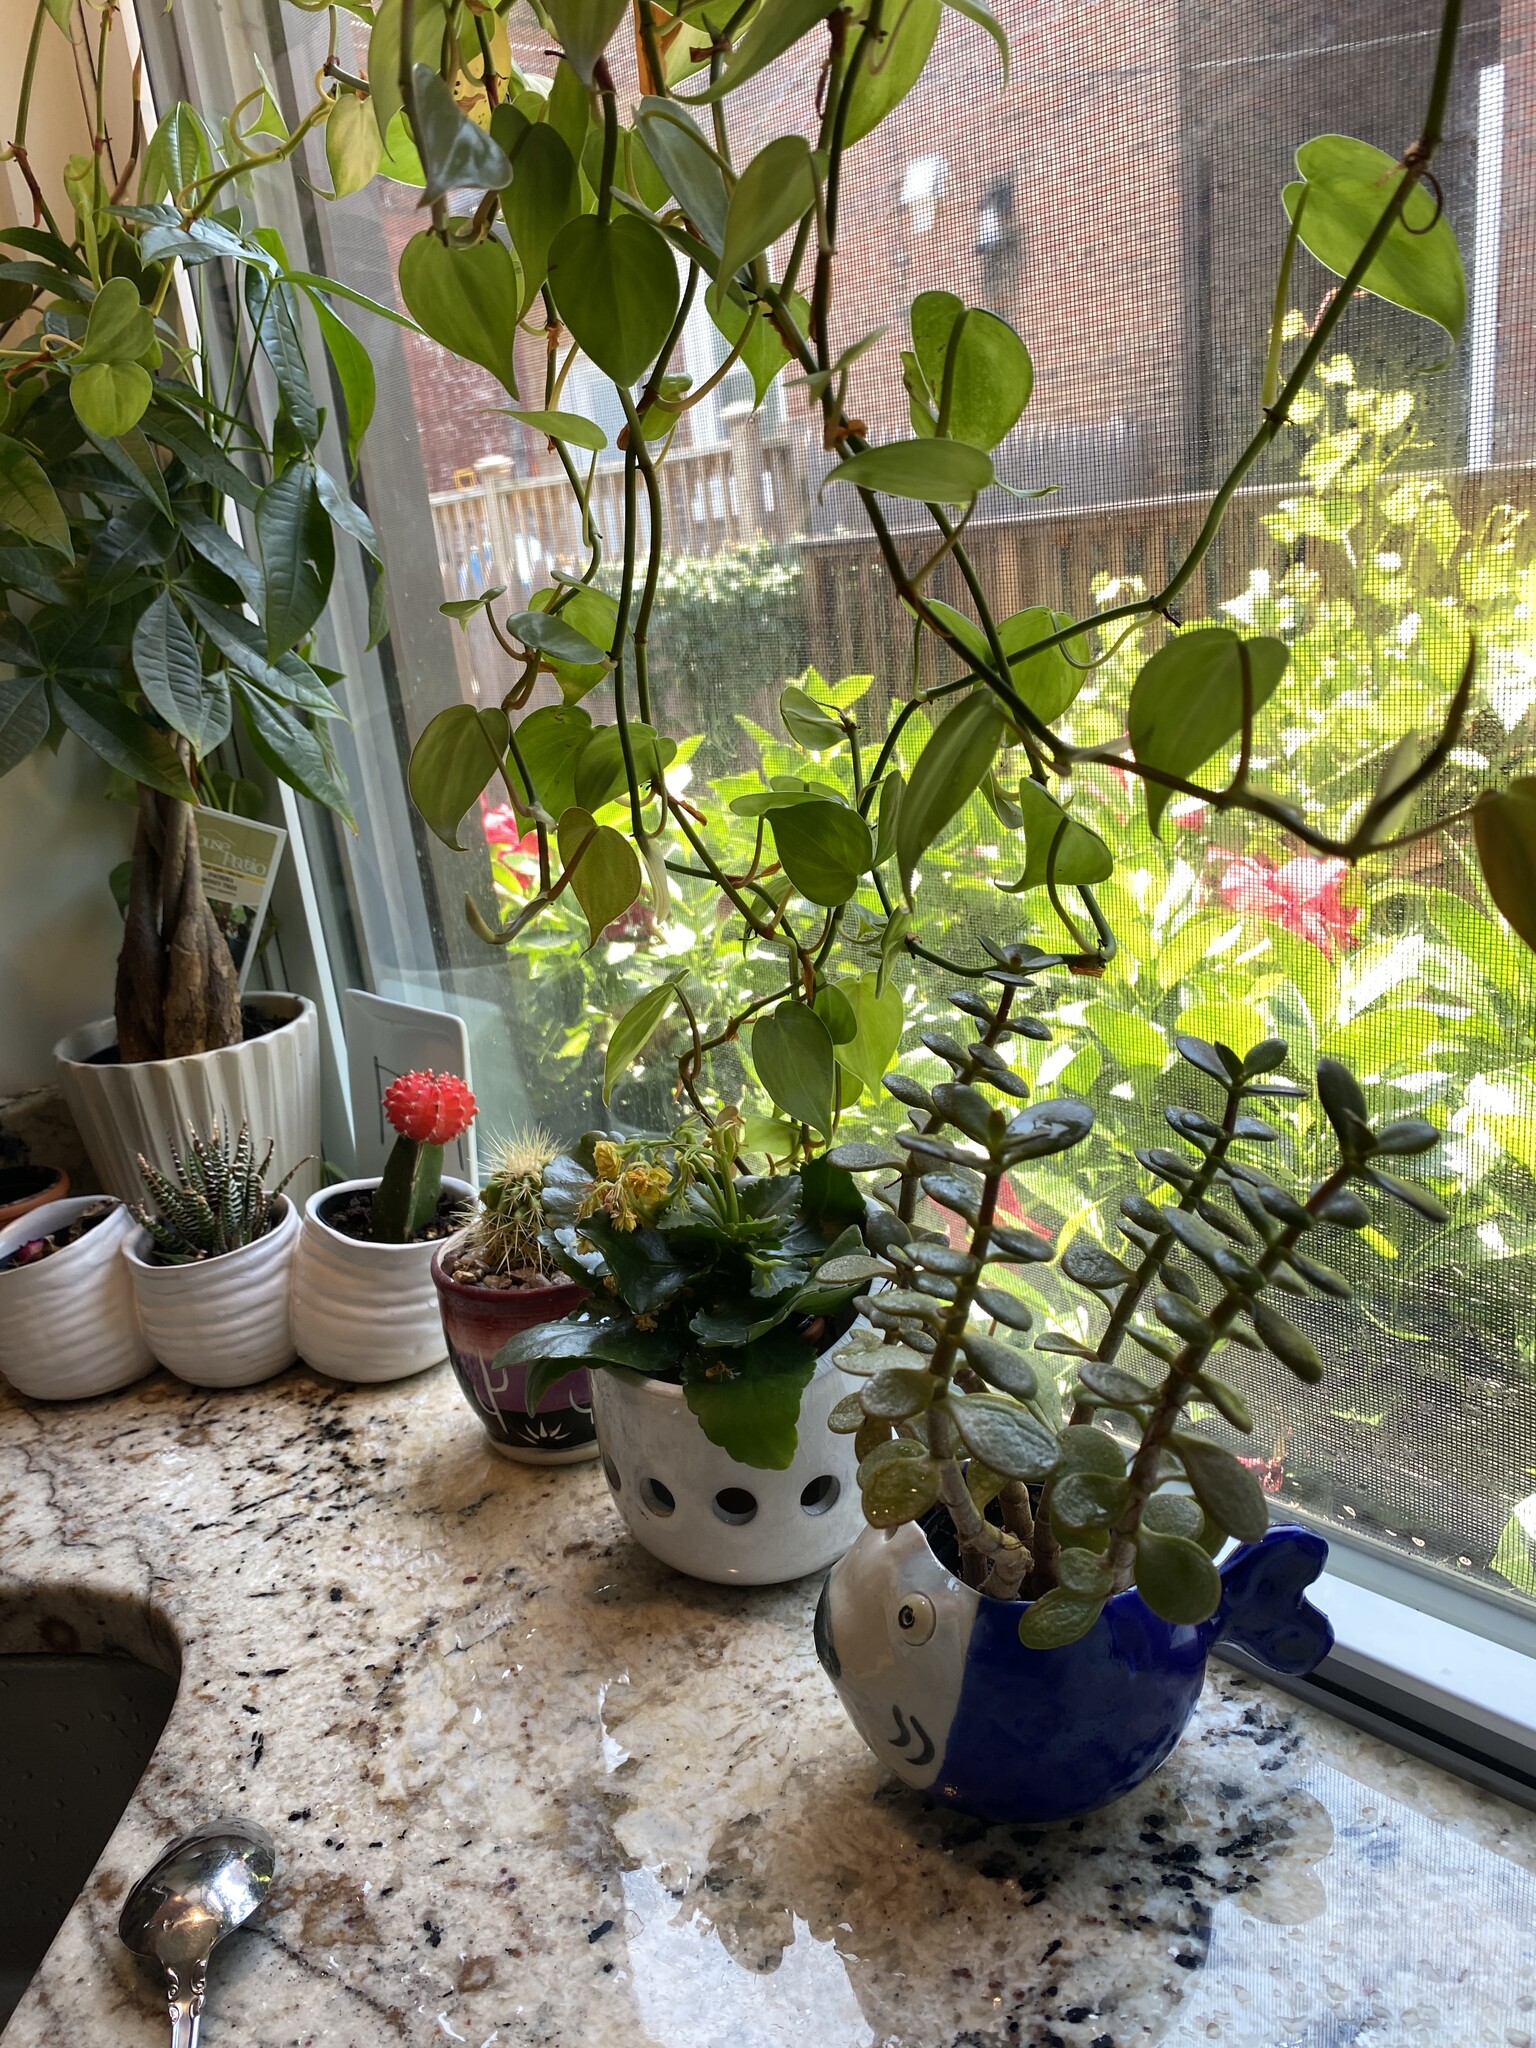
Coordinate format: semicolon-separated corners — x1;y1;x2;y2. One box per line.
383;1070;478;1145
482;801;540;893
1211;852;1360;960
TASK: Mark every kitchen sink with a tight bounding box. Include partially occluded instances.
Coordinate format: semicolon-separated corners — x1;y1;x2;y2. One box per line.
0;1654;177;2027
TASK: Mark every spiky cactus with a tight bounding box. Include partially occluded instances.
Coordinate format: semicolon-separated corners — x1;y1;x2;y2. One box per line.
134;1122;300;1264
456;1129;559;1281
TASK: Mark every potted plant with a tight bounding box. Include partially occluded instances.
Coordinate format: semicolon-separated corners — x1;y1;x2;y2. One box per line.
431;1130;596;1463
0;1132;68;1231
0;1;382;1200
0;1194;151;1400
121;1120;303;1388
502;1114;880;1584
292;1071;476;1384
308;0;1515;1801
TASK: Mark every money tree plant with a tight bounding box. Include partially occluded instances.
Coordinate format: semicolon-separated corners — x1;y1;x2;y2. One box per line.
818;946;1447;1637
0;0;389;1058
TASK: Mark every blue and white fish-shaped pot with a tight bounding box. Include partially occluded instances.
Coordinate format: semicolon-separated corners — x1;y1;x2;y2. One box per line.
814;1519;1334;1825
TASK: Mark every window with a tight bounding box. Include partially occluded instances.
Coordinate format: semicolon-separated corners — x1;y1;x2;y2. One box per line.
149;0;1536;1685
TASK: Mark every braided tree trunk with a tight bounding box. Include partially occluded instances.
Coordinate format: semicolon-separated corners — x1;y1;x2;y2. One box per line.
115;782;242;1062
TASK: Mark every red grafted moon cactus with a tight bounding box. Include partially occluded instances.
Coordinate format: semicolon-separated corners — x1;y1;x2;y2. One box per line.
372;1070;477;1243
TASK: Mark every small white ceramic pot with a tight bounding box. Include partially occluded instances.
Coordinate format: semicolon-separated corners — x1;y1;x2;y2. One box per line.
292;1177;473;1385
122;1196;299;1389
0;1197;154;1400
54;992;322;1205
590;1334;864;1586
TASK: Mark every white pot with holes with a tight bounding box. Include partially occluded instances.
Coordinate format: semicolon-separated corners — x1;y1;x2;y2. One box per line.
590;1332;865;1586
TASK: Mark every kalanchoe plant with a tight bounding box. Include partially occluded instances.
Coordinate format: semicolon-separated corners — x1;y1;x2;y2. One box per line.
823;944;1447;1643
512;1113;876;1468
133;1120;301;1264
453;1128;561;1285
372;1071;478;1243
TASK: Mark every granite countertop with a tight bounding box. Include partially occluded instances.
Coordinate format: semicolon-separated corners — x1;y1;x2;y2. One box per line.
1;1364;1533;2048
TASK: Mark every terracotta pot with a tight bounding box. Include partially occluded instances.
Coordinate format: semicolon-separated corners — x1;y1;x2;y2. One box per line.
0;1197;153;1401
432;1250;596;1464
122;1196;300;1390
292;1177;473;1384
0;1165;69;1232
54;993;321;1205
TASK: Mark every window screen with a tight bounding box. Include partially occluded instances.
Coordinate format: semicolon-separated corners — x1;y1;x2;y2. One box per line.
178;0;1534;1609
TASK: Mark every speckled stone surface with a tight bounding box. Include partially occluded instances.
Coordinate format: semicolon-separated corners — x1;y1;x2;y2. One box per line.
1;1363;1533;2047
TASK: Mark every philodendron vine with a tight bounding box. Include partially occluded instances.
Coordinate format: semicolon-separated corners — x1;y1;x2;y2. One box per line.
821;947;1448;1639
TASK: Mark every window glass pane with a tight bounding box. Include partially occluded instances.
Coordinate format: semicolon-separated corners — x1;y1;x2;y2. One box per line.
172;0;1536;1610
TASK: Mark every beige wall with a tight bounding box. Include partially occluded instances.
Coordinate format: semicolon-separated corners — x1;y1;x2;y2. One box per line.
0;0;138;1094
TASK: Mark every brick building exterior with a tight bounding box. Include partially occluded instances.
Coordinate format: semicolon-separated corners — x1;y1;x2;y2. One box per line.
384;1;1529;506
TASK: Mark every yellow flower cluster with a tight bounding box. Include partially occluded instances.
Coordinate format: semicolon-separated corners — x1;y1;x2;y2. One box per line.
581;1143;672;1234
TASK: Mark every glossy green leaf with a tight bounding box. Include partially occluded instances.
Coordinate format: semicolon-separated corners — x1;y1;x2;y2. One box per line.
704;281;807;404
861;1450;942;1527
940;0;1008;81
504;123;582;311
503;702;593;820
305;292;375;472
545;0;628;82
557;804;642;947
365;0;445;141
242;268;320;446
720;135;818;281
751;1000;837;1139
398;230;521;397
998;606;1090;722
910;291;1032;450
813;981;858;1045
844;0;940;145
325;91;382;198
233;678;355;825
0;679;48;775
780;681;845;751
604;974;684;1101
768;797;873;905
548;213;679;386
998;778;1113;892
839;970;903;1096
256;463;324;656
571;722;675;811
1171;1430;1270;1542
1128;627;1289;833
684;0;838;102
69;361;153;439
896;688;1005;901
78;276;155;364
682;1330;819;1469
823;437;993;505
1284;135;1465;343
510;605;608;667
509;407;606;452
179;591;337;717
1473;779;1536;956
408;703;510;849
132;591;211;751
1134;1526;1223;1625
410;62;511;203
636;98;727;255
53;681;198;801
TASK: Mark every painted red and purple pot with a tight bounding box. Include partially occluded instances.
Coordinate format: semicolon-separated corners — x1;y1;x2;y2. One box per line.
430;1249;596;1465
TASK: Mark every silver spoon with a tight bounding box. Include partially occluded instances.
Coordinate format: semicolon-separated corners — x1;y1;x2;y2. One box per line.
119;1818;276;2046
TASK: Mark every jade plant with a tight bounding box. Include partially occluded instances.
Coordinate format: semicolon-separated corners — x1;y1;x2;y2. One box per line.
133;1120;300;1264
815;942;1447;1637
0;0;389;1059
512;1114;875;1465
371;1069;478;1241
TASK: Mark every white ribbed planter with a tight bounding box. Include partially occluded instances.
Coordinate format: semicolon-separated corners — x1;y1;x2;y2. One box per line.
0;1198;154;1401
122;1196;299;1389
292;1177;472;1385
54;993;321;1205
591;1334;864;1586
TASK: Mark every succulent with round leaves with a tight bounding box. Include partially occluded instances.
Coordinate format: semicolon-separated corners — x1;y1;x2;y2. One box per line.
133;1122;303;1265
825;940;1446;1645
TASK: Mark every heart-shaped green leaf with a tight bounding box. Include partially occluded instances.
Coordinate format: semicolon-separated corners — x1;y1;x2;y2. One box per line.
398;229;522;397
545;0;628;82
844;0;940;144
1128;627;1288;833
503;123;582;311
824;437;993;505
768;796;873;905
408;702;510;848
911;290;1032;450
1473;779;1536;956
1284;134;1466;343
325;90;382;198
838;970;903;1096
896;688;1005;901
720;135;818;281
637;98;728;254
997;778;1113;892
751;1001;837;1139
410;62;512;204
604;974;684;1102
557;804;642;947
548;212;679;386
70;360;153;438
